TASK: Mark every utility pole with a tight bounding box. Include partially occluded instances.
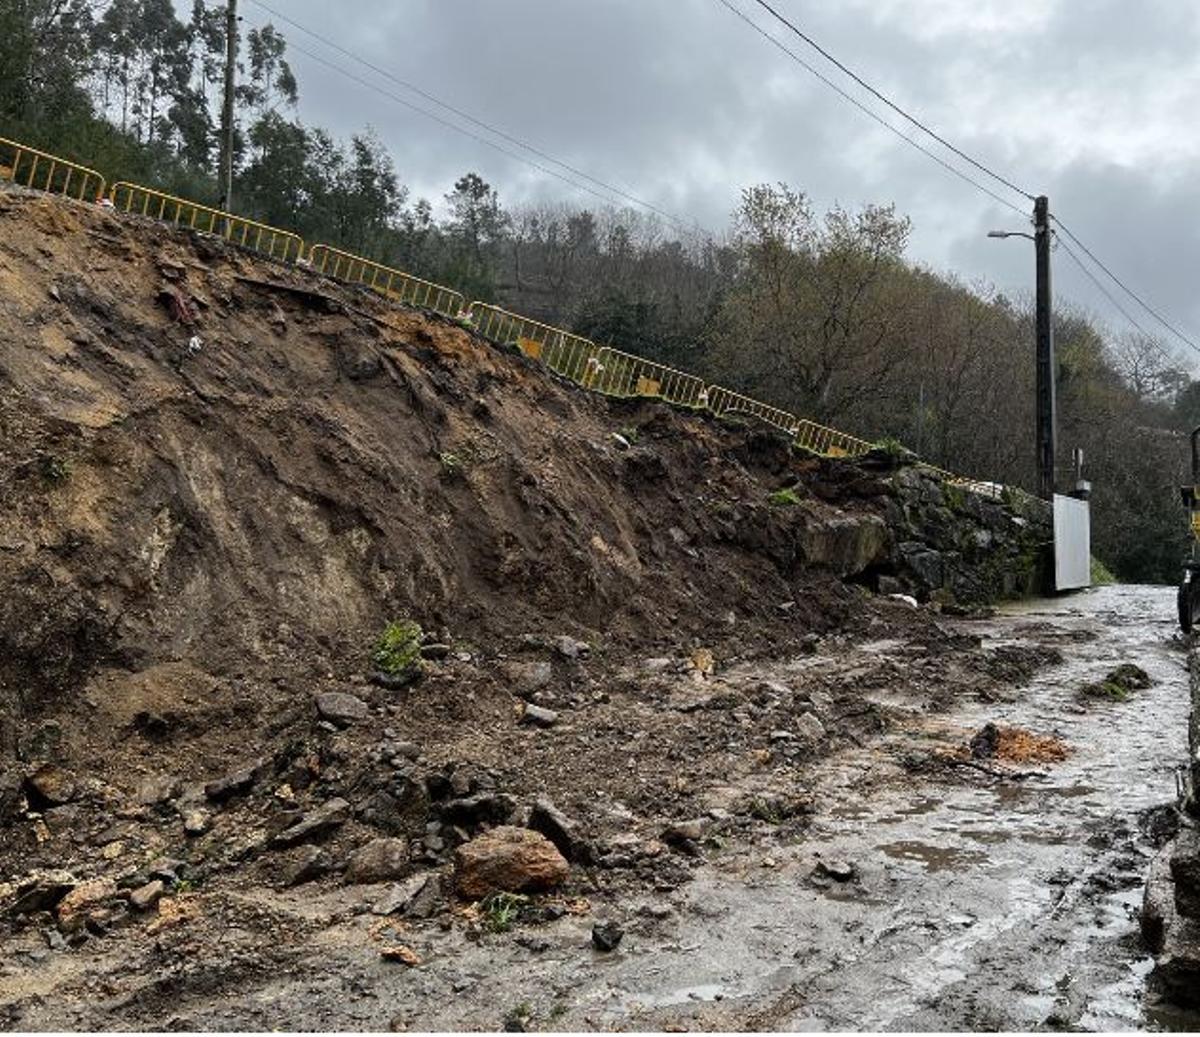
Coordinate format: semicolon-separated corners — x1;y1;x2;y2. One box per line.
1034;195;1056;501
218;0;238;211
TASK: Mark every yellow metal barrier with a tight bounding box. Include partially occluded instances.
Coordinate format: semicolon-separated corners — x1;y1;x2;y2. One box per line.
794;419;873;458
307;244;463;317
109;182;304;262
589;346;708;408
468;303;602;384
705;385;802;436
0;136;105;202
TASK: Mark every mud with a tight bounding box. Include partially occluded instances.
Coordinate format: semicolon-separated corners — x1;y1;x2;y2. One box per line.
2;585;1192;1031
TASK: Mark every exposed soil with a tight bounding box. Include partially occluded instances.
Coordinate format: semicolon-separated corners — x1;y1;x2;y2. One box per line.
0;188;1178;1031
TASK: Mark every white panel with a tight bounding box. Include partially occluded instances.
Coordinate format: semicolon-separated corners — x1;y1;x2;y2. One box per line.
1053;494;1091;591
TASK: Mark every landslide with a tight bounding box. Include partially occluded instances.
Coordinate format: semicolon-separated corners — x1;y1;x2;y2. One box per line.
0;189;1070;1028
0;189;884;705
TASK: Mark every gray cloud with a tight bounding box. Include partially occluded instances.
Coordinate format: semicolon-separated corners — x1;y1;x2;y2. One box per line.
227;0;1200;362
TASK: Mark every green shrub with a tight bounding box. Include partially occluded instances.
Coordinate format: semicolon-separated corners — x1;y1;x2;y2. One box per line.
373;620;424;681
1090;556;1116;585
768;487;802;507
481;891;528;933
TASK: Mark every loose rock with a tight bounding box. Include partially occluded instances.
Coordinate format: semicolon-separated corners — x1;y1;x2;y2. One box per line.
183;809;210;836
135;774;180;807
57;877;119;933
271;797;350;848
345;837;409;884
129;880;165;912
204;759;264;802
522;704;559;728
7;870;76;915
813;859;857;882
796;711;826;742
24;763;76;808
529;797;587;862
592;919;625;951
454;826;569;898
280;845;331;887
553;635;590;660
372;872;430;916
315;691;369;727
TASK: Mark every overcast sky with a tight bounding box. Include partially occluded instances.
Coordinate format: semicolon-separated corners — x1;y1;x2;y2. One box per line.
231;0;1200;363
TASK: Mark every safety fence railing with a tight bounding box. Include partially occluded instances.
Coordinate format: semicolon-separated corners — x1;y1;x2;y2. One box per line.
467;302;602;384
1;132;1031;509
308;244;463;317
588;346;709;408
794;419;874;459
0;136;105;202
705;385;802;436
108;182;304;263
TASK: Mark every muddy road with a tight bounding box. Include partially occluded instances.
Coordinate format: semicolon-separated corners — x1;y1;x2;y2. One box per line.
373;584;1189;1033
3;585;1194;1032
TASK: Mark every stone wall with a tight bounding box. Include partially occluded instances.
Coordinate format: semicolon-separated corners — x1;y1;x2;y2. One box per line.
1143;651;1200;1004
873;461;1052;605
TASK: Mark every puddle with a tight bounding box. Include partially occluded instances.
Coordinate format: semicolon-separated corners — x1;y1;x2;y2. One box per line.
877;840;992;871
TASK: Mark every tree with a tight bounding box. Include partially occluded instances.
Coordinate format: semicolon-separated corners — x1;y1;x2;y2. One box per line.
443;172;508;297
705;183;912;424
0;0;96;143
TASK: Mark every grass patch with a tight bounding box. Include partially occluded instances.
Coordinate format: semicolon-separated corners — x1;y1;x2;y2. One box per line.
768;487;802;507
1079;662;1151;703
1090;556;1116;585
481;891;529;933
873;435;910;460
373;620;424;681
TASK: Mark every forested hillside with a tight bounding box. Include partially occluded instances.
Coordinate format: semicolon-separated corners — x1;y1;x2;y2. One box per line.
2;0;1194;582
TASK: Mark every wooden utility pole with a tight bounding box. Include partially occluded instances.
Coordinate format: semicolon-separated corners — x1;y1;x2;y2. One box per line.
218;0;237;211
1034;194;1056;500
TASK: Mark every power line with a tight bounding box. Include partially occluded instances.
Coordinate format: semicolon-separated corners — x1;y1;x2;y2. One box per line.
1052;215;1200;358
714;0;1027;218
1054;234;1184;365
246;0;701;238
280;36;682;228
747;0;1036;204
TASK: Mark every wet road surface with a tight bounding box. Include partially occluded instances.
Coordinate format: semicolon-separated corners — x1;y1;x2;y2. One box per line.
606;584;1191;1031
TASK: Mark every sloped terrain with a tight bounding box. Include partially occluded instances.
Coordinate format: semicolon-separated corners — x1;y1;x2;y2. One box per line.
0;188;1061;1029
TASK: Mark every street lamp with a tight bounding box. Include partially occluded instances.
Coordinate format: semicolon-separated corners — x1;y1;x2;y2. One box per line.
987;197;1056;501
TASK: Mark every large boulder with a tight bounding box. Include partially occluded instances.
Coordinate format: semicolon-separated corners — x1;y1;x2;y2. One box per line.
453;825;569;898
797;513;889;578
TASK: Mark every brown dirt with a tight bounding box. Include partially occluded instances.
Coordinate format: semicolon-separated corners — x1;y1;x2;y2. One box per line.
0;187;1071;1030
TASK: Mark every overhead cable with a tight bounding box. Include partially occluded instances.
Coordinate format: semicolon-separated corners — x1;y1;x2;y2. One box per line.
714;0;1027;217
748;0;1036;202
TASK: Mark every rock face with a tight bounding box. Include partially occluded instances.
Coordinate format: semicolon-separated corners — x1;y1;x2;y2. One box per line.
1145;651;1200;1005
453;826;569;898
879;466;1050;603
345;838;409;884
